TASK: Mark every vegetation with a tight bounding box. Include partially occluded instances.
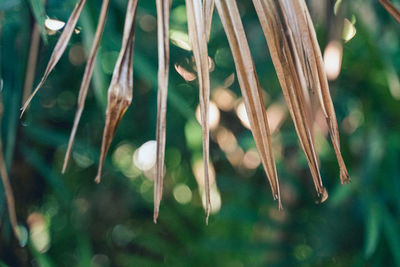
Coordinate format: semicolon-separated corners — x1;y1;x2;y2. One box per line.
1;0;400;266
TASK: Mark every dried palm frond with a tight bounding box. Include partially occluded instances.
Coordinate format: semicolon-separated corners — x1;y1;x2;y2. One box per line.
21;0;354;224
154;0;171;223
215;0;281;207
379;0;400;24
95;0;138;183
21;0;87;116
300;1;350;184
63;0;110;173
186;0;212;222
253;0;324;197
252;0;349;197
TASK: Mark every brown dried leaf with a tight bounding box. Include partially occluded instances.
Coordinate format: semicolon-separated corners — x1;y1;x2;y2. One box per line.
95;0;138;183
186;0;212;222
154;0;171;223
252;0;326;198
378;0;400;24
0;95;19;241
203;0;215;41
215;0;281;207
297;0;350;184
63;0;110;173
21;0;87;116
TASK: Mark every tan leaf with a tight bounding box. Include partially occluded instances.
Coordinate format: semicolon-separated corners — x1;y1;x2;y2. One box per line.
203;0;215;41
63;0;110;173
215;0;281;207
95;0;138;183
21;0;87;116
252;0;326;198
186;0;212;222
299;0;350;184
154;0;171;223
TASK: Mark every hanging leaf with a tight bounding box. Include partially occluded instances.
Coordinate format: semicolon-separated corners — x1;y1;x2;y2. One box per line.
95;0;138;183
21;0;87;116
215;0;281;207
154;0;171;223
186;0;212;222
252;0;327;198
63;0;110;173
300;0;350;184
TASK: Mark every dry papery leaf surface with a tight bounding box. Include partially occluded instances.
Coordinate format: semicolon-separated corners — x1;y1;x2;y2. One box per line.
20;0;378;224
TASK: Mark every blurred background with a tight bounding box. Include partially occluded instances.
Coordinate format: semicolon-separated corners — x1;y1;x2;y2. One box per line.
1;0;400;266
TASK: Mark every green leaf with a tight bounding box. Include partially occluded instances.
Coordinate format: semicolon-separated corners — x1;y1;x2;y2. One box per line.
20;144;71;204
28;242;54;267
382;207;400;266
364;202;381;258
334;0;343;16
0;0;21;11
27;0;48;43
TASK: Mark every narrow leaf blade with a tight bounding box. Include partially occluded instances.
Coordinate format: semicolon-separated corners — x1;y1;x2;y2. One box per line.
95;0;138;183
154;0;171;223
252;0;327;198
21;0;87;116
186;0;212;222
63;0;110;173
215;0;281;206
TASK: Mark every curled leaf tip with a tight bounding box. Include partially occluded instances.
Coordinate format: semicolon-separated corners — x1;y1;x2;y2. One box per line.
320;187;329;203
95;0;137;183
341;170;350;185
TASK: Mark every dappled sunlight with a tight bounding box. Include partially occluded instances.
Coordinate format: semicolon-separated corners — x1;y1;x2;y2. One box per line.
195;101;220;130
324;41;343;81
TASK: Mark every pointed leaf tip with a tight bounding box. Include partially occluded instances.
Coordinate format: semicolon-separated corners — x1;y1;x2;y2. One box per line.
21;0;87;116
63;0;110;173
153;212;158;224
95;0;137;182
186;0;213;220
216;0;281;203
154;0;171;228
